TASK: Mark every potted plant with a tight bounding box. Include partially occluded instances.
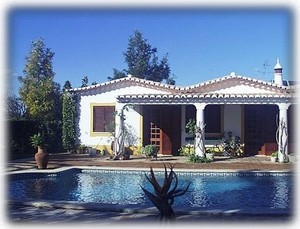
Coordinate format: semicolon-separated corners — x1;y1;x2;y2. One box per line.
271;151;278;163
288;153;296;163
75;144;88;154
142;144;158;159
219;131;244;157
30;132;49;169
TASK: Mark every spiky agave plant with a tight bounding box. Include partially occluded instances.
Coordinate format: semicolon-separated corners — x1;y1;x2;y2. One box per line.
141;164;191;222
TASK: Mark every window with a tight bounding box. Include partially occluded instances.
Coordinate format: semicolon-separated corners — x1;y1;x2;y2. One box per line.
185;104;222;136
92;106;115;132
204;105;222;134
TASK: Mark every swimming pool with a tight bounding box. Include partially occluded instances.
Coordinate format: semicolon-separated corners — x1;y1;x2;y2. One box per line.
8;168;294;213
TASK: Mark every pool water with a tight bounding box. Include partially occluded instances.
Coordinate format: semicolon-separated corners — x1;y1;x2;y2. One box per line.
8;169;293;211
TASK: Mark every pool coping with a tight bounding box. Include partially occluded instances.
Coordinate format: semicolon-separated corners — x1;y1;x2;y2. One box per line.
6;165;294;175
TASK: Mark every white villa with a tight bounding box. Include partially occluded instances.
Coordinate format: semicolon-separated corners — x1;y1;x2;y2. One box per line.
68;59;296;161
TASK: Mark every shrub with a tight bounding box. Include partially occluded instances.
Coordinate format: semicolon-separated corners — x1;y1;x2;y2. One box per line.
205;148;215;155
178;144;194;156
8;120;40;160
142;144;158;158
62;92;76;152
76;144;87;154
188;154;212;163
218;131;244;157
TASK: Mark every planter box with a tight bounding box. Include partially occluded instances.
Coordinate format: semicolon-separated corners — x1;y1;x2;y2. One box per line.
206;153;214;161
88;147;97;156
270;156;277;163
288;155;296;163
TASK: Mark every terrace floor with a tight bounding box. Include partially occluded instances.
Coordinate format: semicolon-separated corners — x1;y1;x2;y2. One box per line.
5;153;295;172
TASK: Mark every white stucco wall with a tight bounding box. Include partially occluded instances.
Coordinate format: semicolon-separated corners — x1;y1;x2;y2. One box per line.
223;105;242;138
76;85;169;150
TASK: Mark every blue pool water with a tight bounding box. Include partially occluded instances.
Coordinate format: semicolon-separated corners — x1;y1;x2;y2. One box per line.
8;169;293;211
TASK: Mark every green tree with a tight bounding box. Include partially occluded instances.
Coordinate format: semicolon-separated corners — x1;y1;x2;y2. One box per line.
62;91;76;151
81;76;88;87
18;38;63;153
6;93;27;120
63;80;72;91
18;38;61;122
108;30;175;84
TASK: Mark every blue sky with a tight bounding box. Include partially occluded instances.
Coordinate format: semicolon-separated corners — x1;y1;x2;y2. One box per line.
7;7;293;94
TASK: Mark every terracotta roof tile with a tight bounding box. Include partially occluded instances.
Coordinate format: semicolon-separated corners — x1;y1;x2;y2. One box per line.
68;75;295;94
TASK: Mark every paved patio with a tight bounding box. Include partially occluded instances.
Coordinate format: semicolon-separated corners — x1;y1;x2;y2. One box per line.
5;153;294;172
5;153;296;226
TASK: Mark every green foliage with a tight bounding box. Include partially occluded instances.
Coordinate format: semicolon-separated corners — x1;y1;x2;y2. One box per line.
110;68;127;80
81;76;88;87
62;92;76;151
179;144;213;163
6;93;27;120
185;119;196;136
109;30;174;84
18;38;61;122
205;148;215;155
141;164;190;222
63;80;72;91
178;145;194;156
142;144;158;158
218;131;244;157
76;144;87;154
30;132;46;149
8;120;40;159
43;120;63;154
18;38;63;154
271;151;278;157
188;154;212;163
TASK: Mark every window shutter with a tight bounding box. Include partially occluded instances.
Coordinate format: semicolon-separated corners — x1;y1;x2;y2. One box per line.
93;106;115;132
93;107;105;132
104;107;115;131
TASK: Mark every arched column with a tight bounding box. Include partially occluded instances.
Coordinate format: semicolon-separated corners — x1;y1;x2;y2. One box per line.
277;103;290;163
114;102;126;155
194;103;207;156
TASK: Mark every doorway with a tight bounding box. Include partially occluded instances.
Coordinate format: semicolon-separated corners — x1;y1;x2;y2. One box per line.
244;105;277;155
143;105;181;155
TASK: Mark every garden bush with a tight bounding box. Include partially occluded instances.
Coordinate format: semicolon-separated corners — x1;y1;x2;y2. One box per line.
8;120;40;160
178;144;194;156
142;144;158;158
188;154;212;163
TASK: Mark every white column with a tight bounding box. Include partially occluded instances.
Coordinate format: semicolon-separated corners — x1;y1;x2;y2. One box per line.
114;102;126;155
181;105;186;146
194;103;207;157
277;103;290;163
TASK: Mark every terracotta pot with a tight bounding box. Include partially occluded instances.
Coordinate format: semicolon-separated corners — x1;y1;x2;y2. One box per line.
35;146;49;169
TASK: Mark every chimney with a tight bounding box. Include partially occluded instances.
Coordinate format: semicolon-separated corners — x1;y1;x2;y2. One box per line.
273;58;283;86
